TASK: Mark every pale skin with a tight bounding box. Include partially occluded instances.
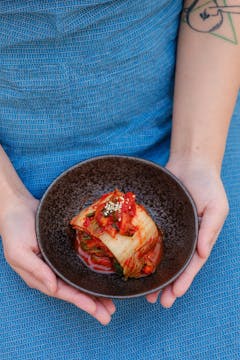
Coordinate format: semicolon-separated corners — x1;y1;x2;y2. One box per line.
1;0;240;323
0;147;116;325
146;0;240;306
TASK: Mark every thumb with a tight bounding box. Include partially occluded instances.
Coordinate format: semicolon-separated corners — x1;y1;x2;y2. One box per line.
197;201;228;259
15;248;58;294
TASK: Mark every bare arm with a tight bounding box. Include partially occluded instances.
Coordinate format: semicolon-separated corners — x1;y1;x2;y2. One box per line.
0;145;34;213
170;0;240;170
147;1;240;306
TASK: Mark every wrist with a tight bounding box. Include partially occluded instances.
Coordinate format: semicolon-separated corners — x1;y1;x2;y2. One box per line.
167;150;222;176
0;184;37;227
0;146;37;225
166;152;223;184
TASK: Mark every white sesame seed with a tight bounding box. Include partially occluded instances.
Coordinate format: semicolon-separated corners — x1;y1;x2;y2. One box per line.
103;199;123;216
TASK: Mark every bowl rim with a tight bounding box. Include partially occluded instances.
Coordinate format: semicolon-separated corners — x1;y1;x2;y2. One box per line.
36;155;199;298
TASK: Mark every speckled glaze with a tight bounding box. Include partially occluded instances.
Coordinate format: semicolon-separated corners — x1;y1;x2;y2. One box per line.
36;156;198;298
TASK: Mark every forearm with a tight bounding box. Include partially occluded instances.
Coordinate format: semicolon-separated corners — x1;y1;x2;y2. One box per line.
0;145;33;220
170;1;240;173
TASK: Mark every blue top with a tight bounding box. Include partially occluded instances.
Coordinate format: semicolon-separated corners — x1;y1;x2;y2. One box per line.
0;0;182;199
0;2;240;360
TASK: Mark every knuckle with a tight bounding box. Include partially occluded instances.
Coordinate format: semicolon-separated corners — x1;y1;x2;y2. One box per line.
47;286;57;297
28;268;38;279
4;249;18;268
23;276;39;291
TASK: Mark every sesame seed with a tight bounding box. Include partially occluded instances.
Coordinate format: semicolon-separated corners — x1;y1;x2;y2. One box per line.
103;199;123;216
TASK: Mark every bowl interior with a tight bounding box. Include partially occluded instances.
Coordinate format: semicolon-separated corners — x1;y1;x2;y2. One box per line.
36;156;198;298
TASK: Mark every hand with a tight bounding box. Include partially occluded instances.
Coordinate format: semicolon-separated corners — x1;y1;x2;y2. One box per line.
146;157;229;307
0;193;115;325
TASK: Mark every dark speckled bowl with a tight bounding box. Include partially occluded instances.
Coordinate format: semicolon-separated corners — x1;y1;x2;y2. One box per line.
36;155;198;298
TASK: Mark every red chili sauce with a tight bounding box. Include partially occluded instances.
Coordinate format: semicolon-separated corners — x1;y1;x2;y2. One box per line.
72;190;163;277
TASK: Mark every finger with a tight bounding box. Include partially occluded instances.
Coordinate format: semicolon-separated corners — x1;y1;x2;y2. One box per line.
98;297;116;315
93;300;112;325
146;291;160;303
15;267;111;324
54;279;97;315
170;200;228;299
14;249;57;294
15;270;103;322
13;250;112;324
160;285;176;308
171;253;205;298
197;202;228;259
55;280;113;324
12;266;55;295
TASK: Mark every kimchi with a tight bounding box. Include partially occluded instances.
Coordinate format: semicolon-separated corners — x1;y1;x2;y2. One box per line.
70;189;163;279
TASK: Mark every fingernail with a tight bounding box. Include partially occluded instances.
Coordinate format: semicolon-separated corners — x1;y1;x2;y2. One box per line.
147;297;157;304
110;304;116;314
161;300;175;309
100;317;111;326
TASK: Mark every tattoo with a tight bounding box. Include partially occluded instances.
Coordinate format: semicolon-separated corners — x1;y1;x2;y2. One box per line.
183;1;240;44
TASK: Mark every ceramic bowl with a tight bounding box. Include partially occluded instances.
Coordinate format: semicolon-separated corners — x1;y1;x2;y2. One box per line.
36;155;198;298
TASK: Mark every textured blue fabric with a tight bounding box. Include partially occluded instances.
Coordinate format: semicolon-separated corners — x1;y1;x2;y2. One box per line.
0;1;239;359
0;0;180;199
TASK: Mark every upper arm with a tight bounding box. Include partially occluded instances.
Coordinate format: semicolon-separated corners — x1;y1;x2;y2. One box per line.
182;0;240;46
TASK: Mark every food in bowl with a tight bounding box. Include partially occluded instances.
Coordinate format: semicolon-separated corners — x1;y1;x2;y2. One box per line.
70;189;163;279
